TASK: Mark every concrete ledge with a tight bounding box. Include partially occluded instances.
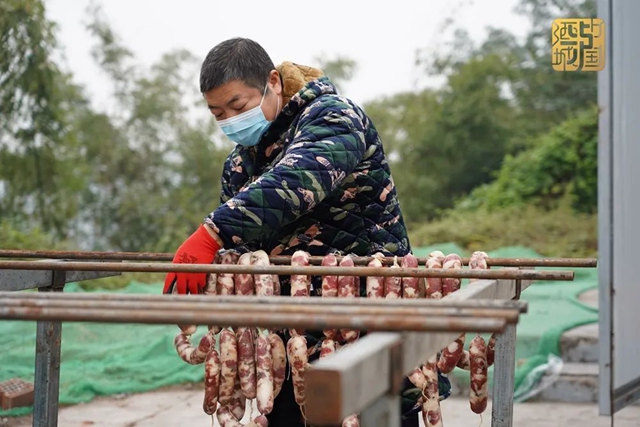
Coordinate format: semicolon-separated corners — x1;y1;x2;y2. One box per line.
560;323;599;363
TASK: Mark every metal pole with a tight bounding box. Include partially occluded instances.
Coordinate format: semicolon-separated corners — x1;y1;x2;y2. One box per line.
0;249;598;267
0;260;576;281
0;298;522;323
0;291;528;312
0;306;508;333
32;271;64;427
490;323;517;427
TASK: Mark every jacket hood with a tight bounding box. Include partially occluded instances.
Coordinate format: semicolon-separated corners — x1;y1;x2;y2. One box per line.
276;61;325;106
257;63;338;147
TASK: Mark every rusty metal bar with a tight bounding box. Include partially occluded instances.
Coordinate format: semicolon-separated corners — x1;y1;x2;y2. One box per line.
0;296;522;323
0;249;597;267
0;260;575;281
0;305;507;333
0;291;528;311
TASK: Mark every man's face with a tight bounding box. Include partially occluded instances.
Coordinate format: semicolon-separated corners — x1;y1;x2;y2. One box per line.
204;70;283;122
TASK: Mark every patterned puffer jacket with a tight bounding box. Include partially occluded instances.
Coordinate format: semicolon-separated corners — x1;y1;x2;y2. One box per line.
204;62;412;260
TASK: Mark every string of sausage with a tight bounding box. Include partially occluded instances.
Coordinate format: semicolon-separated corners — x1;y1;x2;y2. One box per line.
468;251;491;414
176;249;496;424
426;251;444;299
422;354;443;427
437;253;465;374
290;250;311;337
321;253;341;340
338;255;360;342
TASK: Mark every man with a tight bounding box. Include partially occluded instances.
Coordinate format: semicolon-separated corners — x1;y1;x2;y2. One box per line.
163;37;448;426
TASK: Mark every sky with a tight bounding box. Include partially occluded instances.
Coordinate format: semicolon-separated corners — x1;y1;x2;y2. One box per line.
45;0;531;112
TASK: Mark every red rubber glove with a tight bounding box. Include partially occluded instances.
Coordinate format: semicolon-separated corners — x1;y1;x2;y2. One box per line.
163;225;221;295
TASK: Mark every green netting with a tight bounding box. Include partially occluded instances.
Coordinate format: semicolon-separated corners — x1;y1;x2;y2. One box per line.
0;244;598;416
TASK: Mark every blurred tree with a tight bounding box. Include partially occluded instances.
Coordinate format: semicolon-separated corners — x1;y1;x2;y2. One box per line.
0;0;85;241
80;3;232;251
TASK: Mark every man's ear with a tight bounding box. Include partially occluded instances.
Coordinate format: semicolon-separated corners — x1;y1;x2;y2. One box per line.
268;70;282;96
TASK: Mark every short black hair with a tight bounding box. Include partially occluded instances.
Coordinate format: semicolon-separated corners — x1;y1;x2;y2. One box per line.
199;37;275;93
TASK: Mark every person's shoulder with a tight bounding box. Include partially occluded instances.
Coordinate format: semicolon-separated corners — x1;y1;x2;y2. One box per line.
300;93;367;128
310;92;362;112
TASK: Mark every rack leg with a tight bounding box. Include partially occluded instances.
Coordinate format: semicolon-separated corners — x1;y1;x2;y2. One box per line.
490;323;517;427
32;272;64;427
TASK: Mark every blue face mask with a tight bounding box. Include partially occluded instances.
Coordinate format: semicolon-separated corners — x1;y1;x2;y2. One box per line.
217;84;278;147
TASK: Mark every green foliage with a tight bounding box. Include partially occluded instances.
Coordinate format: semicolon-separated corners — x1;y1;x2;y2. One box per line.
0;0;89;239
365;50;516;221
0;220;67;250
456;105;598;214
409;195;597;258
0;0;235;263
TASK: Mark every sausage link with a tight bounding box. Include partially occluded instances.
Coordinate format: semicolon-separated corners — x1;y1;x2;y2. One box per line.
469;334;488;414
321;253;339;297
321;253;340;339
216;405;242;427
251;415;269;427
401;253;420;298
173;331;195;363
290;251;311;297
384;257;402;299
252;250;274;297
290;251;311;336
287;335;308;406
407;366;427;391
342;415;360;427
218;251;240;295
486;333;497;367
437;333;466;374
442;253;462;296
469;251;489;283
203;348;220;415
320;338;337;358
268;332;286;398
218;328;238;406
234;252;255;296
272;274;281;296
230;379;246;421
204;266;217;295
426;251;444;299
421;354;443;427
456;350;471;370
236;327;257;399
256;334;274;415
338;255;359;342
173;330;215;365
192;331;216;365
366;256;384;298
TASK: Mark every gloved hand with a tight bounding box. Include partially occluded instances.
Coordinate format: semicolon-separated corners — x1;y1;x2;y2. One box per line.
163;224;221;295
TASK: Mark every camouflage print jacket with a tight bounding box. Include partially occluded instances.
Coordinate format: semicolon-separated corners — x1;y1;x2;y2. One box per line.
204;67;411;261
